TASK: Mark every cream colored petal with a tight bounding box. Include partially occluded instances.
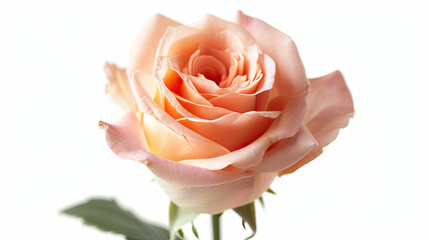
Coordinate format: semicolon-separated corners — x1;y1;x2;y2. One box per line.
129;70;163;107
157;27;246;58
191;13;257;47
128;14;180;78
104;62;138;111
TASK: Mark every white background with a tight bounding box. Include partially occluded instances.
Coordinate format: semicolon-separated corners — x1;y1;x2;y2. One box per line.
1;0;428;239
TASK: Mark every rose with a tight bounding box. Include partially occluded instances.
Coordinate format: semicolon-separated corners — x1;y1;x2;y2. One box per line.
100;11;354;214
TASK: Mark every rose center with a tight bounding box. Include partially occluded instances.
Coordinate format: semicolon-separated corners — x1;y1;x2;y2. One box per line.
190;55;227;85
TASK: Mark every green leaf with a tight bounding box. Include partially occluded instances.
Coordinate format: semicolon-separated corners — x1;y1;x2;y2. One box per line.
169;202;199;240
233;202;257;240
258;196;265;208
191;221;199;239
62;198;169;240
266;188;276;195
177;229;184;238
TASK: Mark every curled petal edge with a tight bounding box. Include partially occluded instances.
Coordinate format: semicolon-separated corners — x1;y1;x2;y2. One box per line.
99;112;253;187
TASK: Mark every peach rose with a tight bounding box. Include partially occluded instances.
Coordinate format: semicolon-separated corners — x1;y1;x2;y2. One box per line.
100;11;354;214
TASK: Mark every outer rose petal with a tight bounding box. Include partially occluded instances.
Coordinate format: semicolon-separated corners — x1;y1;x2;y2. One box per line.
99;112;251;187
278;146;323;176
156;171;276;214
104;63;138;111
304;70;354;147
127;14;180;78
157;27;246;58
191;14;257;47
278;70;354;176
249;126;318;172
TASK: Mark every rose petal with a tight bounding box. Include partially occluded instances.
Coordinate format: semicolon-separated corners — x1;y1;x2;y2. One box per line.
179;94;306;170
191;14;257;47
104;63;138;111
156;175;255;214
157;27;246;58
304;70;355;147
135;97;230;160
156;171;276;214
168;55;214;107
100;112;250;187
235;11;309;110
174;94;234;120
191;55;227;84
128;14;180;78
208;92;257;113
277;146;323;176
207;53;276;112
196;44;233;70
131;58;200;119
177;111;281;151
278;70;354;175
249;126;317;172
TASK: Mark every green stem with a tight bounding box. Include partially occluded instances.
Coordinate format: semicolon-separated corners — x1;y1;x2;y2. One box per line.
212;214;221;240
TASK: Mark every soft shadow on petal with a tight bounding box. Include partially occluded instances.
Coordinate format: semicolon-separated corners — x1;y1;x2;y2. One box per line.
104;63;138;112
128;14;180;78
100;112;250;187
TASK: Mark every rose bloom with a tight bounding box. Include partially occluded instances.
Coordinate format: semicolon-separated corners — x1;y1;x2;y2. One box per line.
100;11;354;214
